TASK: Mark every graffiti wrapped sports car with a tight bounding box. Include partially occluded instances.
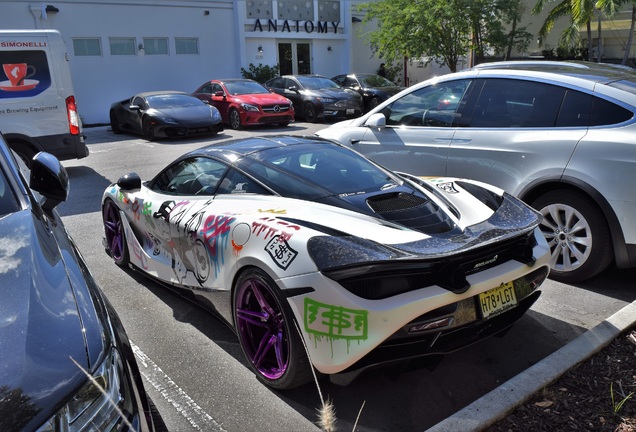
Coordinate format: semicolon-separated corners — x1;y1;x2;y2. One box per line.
102;135;551;389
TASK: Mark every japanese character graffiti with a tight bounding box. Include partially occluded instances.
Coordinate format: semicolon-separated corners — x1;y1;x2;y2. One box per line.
200;214;236;278
304;298;369;355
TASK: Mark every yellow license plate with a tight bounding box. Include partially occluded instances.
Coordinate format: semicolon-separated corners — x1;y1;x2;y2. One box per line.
479;282;517;319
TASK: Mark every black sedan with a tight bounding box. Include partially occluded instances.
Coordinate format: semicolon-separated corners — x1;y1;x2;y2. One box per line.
332;73;405;112
0;132;163;431
265;75;363;122
110;91;224;140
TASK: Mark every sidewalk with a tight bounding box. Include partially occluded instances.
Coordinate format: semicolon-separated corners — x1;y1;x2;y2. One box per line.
427;299;636;431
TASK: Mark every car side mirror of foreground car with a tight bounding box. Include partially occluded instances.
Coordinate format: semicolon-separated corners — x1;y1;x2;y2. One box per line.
30;151;69;211
117;172;142;191
365;112;386;129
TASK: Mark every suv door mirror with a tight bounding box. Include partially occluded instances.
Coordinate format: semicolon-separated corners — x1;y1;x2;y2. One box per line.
365;113;386;129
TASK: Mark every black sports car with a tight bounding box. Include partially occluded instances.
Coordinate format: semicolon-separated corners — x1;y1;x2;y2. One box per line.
331;73;405;112
0;132;163;431
110;91;224;140
265;75;363;122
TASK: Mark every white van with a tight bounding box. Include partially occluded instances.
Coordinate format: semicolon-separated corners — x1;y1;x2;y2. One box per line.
0;29;88;165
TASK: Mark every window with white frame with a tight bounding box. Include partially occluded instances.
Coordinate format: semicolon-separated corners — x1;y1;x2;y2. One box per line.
143;38;169;55
73;38;102;56
109;38;136;55
175;38;199;54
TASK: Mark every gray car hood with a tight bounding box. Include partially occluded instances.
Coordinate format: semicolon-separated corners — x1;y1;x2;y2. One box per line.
0;209;97;430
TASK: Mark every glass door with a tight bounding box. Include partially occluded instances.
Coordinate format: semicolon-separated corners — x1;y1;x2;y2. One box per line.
277;42;311;75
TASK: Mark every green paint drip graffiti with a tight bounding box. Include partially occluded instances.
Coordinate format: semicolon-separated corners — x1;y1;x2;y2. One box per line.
304;298;368;356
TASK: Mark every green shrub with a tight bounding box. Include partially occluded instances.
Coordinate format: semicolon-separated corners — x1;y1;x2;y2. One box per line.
240;63;280;83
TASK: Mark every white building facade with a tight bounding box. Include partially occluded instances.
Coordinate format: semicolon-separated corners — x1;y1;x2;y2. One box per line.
2;0;592;125
1;0;391;124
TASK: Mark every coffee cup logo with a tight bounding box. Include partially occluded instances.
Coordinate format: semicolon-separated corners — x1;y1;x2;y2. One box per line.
3;63;37;87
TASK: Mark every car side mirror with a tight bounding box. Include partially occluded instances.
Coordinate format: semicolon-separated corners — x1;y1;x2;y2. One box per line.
30;151;69;211
129;105;140;111
214;91;225;97
287;86;299;93
117;172;142;191
365;113;386;129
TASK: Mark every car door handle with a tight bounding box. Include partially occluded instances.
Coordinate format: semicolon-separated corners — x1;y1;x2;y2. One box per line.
350;139;360;144
451;138;472;144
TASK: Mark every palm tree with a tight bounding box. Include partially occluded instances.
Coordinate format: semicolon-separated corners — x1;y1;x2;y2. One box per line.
533;0;595;60
596;0;636;65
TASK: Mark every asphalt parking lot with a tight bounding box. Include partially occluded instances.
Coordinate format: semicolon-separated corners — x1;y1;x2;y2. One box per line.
59;123;636;431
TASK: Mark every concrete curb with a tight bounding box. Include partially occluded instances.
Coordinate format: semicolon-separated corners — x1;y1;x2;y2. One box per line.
426;299;636;432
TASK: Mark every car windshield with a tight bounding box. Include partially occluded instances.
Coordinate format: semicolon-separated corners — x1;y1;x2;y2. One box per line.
241;143;399;199
147;94;202;108
359;74;397;87
225;81;269;95
296;76;340;90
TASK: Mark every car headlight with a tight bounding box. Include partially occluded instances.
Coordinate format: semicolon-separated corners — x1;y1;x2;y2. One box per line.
162;117;180;125
209;107;221;121
240;103;260;112
37;348;136;432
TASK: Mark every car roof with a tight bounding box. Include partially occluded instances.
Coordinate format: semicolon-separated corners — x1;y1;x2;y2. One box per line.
190;135;333;160
471;60;636;85
136;90;188;98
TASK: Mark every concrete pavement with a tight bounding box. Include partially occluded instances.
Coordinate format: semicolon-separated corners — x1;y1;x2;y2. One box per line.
427;299;636;431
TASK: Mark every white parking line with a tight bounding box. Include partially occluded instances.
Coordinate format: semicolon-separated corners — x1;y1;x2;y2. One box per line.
131;341;227;432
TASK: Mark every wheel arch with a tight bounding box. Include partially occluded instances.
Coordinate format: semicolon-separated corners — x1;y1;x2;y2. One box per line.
4;134;42;162
518;176;629;268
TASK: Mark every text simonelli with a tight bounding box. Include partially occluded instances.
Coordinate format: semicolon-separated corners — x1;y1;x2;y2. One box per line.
252;19;340;33
0;41;47;48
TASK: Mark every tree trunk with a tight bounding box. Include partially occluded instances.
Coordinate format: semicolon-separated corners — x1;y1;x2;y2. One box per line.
622;5;636;65
587;21;593;61
597;12;602;63
506;16;517;60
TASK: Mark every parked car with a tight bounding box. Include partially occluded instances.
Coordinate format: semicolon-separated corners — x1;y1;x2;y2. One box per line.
110;91;223;140
101;134;550;389
316;60;636;283
192;78;294;130
265;75;363;122
331;73;405;112
0;133;163;431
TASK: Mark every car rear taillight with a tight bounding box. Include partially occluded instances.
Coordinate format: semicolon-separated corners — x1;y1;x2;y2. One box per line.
66;95;80;135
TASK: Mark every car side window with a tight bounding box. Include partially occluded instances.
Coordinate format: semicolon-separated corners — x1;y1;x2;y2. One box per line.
471;79;565;128
332;75;344;86
217;168;269;195
132;96;145;108
211;83;223;94
199;83;212;94
284;78;296;89
382;80;470;127
589;96;633;126
150;157;227;195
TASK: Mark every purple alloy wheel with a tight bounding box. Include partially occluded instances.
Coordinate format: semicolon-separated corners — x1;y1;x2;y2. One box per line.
235;277;290;380
103;200;126;262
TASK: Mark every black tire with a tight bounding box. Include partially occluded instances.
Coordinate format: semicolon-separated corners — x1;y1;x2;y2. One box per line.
531;189;613;283
233;267;312;390
110;111;121;134
142;117;155;141
303;102;317;123
102;198;129;267
229;109;243;130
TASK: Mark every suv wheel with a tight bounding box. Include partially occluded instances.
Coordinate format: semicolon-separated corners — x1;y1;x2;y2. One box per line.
532;189;613;283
